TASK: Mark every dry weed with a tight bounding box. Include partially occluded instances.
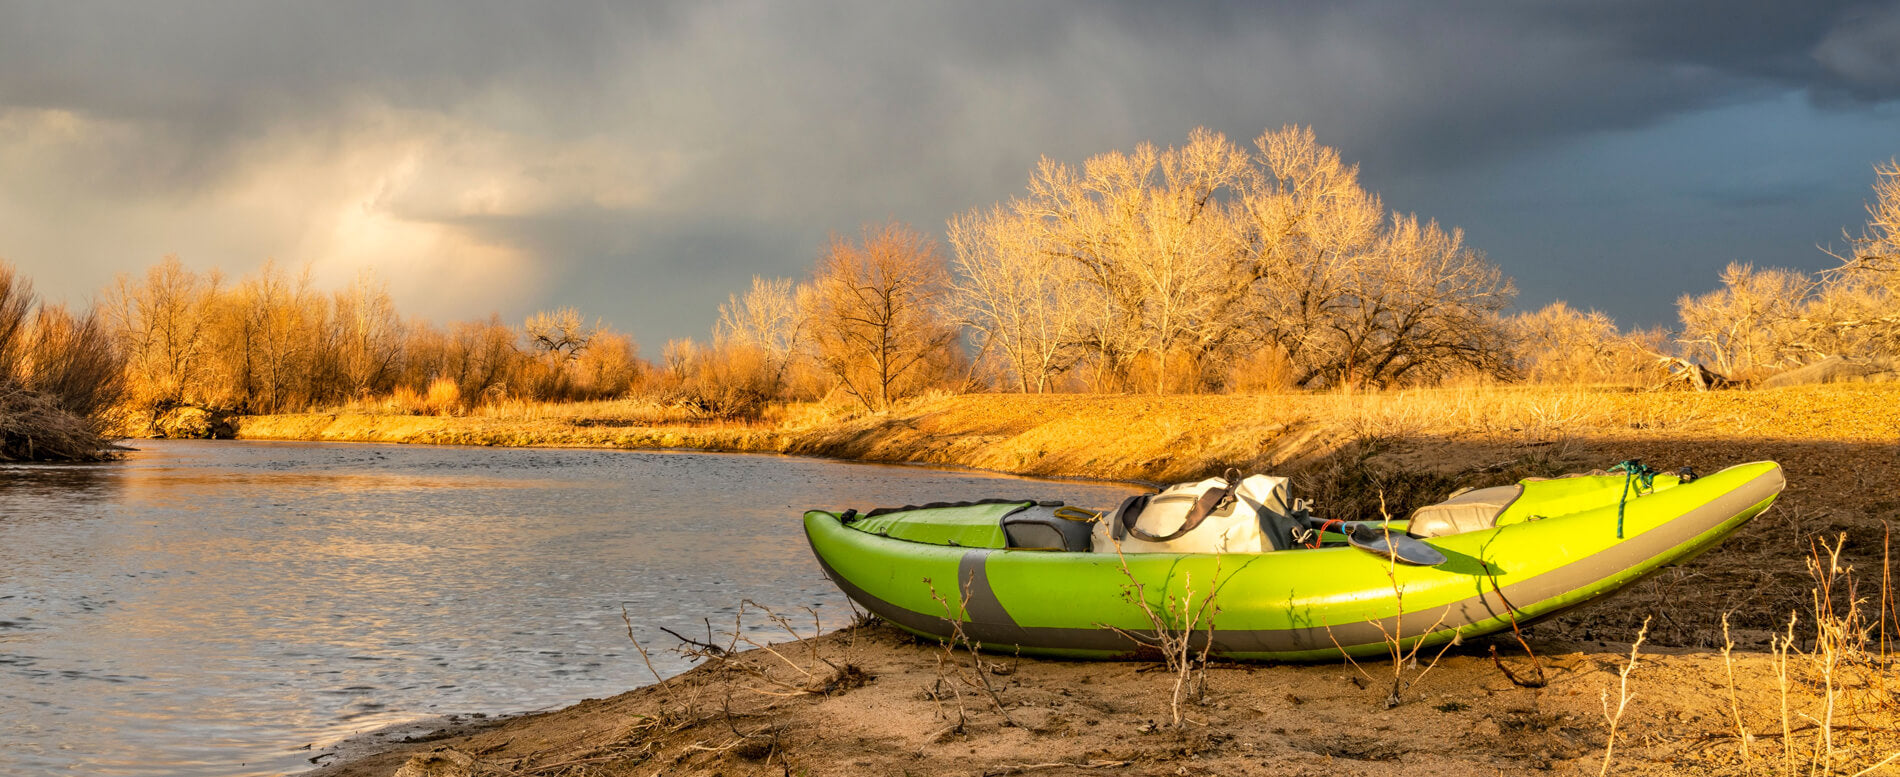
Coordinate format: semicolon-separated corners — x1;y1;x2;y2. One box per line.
1599;615;1651;776
923;578;1016;729
1101;546;1221;728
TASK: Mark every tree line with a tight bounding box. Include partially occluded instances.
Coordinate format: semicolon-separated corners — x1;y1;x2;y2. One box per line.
3;125;1894;452
101;259;644;417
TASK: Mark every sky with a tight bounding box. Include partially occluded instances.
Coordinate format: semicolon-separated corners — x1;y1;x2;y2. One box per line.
2;1;1897;345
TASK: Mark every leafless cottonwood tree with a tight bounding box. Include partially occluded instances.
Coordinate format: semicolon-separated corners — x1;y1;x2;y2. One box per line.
248;263;323;411
717;275;807;393
1008;128;1252;392
949;125;1515;392
806;222;957;411
1848;158;1900;284
946;206;1089;392
1676;263;1817;376
1230;128;1384;384
1825;158;1900;352
524;307;594;363
1508;301;1652;384
446;314;521;399
1674;162;1900;376
331;272;404;400
108;255;219;409
522;306;596;398
1313;215;1515;386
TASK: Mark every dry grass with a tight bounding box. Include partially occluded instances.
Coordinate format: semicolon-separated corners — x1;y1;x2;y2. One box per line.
239;383;1900;461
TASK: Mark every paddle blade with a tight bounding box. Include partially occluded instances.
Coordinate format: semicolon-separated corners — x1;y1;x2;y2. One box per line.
1346;523;1446;566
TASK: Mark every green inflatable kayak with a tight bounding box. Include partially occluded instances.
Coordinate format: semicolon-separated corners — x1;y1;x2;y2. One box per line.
803;461;1784;661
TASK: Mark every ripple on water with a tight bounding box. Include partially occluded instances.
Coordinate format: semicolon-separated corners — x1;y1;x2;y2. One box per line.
0;439;1141;777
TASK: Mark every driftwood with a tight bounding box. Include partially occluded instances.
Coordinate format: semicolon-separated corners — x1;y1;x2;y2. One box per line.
1651;356;1735;392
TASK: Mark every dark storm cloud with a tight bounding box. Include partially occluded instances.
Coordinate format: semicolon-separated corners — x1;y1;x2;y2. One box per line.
1;1;1896;338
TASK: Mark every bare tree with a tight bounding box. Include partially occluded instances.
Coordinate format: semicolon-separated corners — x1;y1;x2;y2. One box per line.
0;261;35;385
1010;128;1254;392
1316;215;1515;387
573;329;641;397
447;314;520;399
524;307;594;362
332;272;404;399
716;275;806;393
1236;126;1386;381
1848;158;1900;286
0;262;125;460
107;255;221;409
946;206;1087;392
1817;159;1900;354
1676;263;1815;376
982;124;1512;392
806;222;957;411
23;303;127;422
1508;301;1638;384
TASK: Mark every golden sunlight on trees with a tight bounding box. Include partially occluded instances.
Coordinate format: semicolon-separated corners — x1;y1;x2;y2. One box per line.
1;261;124;460
946;206;1086;393
108;255;217;410
1831;159;1900;351
1676;264;1814;377
1507;301;1657;384
946;125;1514;393
1320;214;1514;386
69;139;1899;427
517;307;641;401
1853;159;1900;278
332;273;403;400
716;276;807;397
98;256;643;423
807;222;959;411
1670;164;1900;381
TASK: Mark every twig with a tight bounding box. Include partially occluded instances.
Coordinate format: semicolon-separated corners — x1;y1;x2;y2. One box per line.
981;760;1131;776
1598;616;1651;777
1098;542;1224;726
621;605;668;686
924;577;1016;727
1484;569;1546;688
660;625;730;658
1719;612;1749;759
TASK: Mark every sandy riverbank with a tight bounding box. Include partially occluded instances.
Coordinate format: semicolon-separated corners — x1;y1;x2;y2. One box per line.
304;620;1900;776
272;386;1899;775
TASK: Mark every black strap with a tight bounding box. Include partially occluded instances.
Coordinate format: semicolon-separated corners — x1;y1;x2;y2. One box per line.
1120;474;1240;543
1107;494;1150;541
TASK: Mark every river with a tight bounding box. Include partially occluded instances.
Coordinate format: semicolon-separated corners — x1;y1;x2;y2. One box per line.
0;439;1141;776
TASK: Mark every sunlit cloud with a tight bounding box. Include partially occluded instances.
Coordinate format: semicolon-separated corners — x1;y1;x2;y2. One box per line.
1;1;1897;339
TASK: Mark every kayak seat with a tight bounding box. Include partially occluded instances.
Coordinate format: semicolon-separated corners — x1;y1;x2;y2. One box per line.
1003;504;1097;552
1407;484;1524;538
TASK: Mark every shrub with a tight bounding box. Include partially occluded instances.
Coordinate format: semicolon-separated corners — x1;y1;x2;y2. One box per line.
0;262;125;460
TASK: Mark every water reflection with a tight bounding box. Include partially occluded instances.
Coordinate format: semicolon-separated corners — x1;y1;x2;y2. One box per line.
0;440;1139;776
0;462;121;519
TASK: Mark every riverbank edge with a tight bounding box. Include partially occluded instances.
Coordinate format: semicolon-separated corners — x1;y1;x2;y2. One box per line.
228;393;1348;485
229;385;1900;485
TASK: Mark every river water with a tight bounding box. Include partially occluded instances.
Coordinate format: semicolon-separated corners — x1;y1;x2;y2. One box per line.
0;439;1140;776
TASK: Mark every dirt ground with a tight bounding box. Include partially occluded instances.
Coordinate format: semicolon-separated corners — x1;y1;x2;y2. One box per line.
292;386;1900;776
305;618;1900;777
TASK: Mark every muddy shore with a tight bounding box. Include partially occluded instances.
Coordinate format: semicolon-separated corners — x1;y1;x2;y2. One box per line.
271;387;1899;775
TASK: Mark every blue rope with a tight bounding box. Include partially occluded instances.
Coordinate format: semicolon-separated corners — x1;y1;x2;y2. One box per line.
1607;460;1657;539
